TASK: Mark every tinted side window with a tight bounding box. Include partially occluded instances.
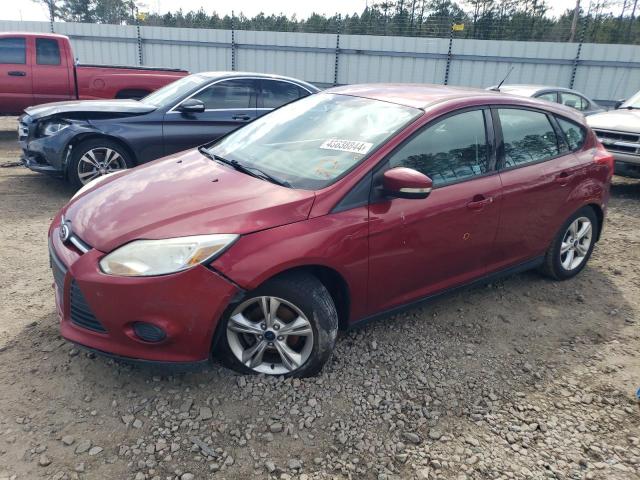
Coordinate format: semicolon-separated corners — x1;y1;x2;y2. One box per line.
262;80;306;108
537;92;558;103
191;79;255;109
498;109;559;167
388;110;490;186
557;117;586;151
561;92;588;111
0;37;26;64
36;38;61;65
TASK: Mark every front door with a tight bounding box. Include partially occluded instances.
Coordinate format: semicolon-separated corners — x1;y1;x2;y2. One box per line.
367;108;502;314
162;78;258;155
0;36;33;114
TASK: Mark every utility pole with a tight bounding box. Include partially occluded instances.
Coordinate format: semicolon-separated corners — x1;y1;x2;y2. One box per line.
569;0;580;42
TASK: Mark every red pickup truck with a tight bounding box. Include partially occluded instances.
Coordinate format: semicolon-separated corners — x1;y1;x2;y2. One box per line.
0;33;188;115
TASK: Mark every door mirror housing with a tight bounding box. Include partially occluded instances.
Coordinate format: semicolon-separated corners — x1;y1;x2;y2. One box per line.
613;99;625;109
383;167;433;199
177;98;205;113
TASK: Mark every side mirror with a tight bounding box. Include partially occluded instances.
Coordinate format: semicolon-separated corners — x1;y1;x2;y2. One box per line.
383;167;433;199
177;98;205;113
614;99;625;109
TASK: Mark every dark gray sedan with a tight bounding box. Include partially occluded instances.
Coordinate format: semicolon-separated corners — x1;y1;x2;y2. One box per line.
19;72;319;187
488;84;604;116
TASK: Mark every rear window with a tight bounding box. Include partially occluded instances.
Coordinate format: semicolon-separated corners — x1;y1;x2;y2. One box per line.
498;108;559;167
36;38;61;65
0;37;26;64
557;117;586;151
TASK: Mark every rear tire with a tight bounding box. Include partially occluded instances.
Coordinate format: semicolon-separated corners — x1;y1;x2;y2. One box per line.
540;206;598;280
216;272;338;377
68;138;133;189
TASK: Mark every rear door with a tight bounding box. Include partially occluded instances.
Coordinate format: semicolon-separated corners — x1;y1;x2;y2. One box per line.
0;36;32;114
32;36;74;104
488;106;584;271
367;108;503;313
162;78;258;155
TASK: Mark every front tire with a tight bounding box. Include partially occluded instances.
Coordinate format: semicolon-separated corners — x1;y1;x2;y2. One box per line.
68;138;133;189
540;207;598;280
216;273;338;377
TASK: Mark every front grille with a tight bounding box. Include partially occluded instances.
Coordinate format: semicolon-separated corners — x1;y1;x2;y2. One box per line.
593;129;640;156
70;281;107;333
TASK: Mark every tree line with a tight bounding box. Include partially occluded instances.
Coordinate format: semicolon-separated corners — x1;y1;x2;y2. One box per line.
37;0;640;44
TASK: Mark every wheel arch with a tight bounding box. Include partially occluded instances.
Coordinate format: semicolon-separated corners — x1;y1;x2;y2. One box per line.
66;133;138;178
237;264;351;331
585;202;604;242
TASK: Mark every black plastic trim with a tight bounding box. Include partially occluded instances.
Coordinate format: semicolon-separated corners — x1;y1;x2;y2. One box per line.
70;343;210;372
348;256;545;331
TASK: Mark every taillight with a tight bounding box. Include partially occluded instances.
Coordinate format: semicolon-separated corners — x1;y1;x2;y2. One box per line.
594;140;615;180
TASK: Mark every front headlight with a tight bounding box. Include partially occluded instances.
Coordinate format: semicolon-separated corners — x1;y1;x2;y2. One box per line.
99;234;239;277
41;119;70;136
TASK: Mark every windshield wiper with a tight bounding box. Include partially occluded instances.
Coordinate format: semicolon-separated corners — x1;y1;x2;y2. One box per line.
199;147;291;188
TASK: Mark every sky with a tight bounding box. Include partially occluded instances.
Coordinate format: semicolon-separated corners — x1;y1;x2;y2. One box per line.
5;0;581;23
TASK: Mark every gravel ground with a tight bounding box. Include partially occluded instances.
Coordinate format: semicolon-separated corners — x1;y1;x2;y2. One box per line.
0;116;639;480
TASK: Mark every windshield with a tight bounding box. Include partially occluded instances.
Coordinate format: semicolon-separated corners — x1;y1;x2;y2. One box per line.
622;90;640;109
140;74;210;107
207;93;421;190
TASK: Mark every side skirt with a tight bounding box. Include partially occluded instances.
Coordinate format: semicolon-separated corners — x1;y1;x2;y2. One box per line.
348;256;545;331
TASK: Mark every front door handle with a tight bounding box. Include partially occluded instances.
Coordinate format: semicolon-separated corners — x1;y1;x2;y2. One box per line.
232;114;251;121
467;194;493;211
8;71;26;77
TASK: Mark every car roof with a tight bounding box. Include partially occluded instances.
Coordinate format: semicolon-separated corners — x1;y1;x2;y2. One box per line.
323;83;587;124
495;84;587;97
0;32;70;40
326;83;509;110
194;71;320;91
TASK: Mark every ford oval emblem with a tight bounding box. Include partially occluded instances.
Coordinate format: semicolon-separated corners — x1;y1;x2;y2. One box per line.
59;222;71;243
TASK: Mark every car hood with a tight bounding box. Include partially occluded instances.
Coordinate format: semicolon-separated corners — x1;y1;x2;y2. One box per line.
586;109;640;133
25;99;156;120
63;149;316;253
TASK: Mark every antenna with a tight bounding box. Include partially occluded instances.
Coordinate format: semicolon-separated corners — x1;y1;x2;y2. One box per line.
491;66;515;91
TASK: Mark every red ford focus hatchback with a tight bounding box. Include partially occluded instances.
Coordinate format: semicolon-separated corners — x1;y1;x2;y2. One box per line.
49;84;613;377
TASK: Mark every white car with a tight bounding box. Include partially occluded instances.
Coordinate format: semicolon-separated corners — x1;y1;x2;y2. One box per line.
587;91;640;178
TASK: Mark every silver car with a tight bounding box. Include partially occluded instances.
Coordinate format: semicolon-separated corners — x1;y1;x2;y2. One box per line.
489;84;604;116
587;91;640;178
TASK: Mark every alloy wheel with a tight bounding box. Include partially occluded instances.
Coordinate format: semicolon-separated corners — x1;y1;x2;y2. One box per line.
560;216;593;271
77;147;128;185
226;296;314;375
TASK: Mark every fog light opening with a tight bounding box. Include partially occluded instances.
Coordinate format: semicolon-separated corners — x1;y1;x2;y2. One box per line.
132;322;166;343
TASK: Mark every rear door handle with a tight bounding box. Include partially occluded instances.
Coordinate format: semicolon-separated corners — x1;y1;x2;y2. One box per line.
232;114;251;121
467;195;493;211
8;71;26;77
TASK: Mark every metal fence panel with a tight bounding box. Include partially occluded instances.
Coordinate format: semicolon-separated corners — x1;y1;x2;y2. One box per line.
338;35;450;85
1;20;639;101
575;43;640;101
53;22;139;66
236;31;335;85
449;39;577;90
140;26;231;72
